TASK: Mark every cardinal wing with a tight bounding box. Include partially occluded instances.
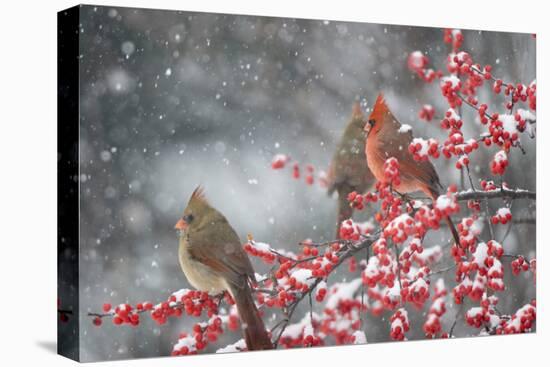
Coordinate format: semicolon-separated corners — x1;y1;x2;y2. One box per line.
187;219;255;288
379;124;442;195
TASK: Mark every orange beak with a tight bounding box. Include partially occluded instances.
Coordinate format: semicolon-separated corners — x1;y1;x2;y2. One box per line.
174;218;188;230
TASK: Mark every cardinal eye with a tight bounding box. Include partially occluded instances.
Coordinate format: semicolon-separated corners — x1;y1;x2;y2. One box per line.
184;214;194;223
368;119;376;126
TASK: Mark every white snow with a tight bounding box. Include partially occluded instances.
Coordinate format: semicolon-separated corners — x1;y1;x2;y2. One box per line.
173;335;196;353
435;195;452;211
411;138;430;156
398;124;412;133
281;313;320;339
446;108;461;121
441;75;460;89
250;241;272;252
517;108;536;122
497;207;511;217
352;330;368;344
472;242;489;268
494;150;507;163
216;339;246;353
409;51;425;69
499;114;517;133
290;269;314;284
325;278;363;309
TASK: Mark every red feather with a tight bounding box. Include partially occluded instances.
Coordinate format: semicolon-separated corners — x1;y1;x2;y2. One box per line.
369;93;389;124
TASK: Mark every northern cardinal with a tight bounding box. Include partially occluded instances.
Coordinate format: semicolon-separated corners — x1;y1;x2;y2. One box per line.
327;102;376;238
174;187;273;350
364;94;460;245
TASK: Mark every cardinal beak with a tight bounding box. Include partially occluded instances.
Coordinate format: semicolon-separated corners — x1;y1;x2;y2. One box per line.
174;218;188;231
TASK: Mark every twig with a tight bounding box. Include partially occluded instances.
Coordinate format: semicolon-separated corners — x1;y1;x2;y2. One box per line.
449;300;464;338
271;235;377;346
484;198;495;240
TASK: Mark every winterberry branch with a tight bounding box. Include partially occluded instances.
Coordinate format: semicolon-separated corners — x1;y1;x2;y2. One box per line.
455;188;535;201
271;234;378;346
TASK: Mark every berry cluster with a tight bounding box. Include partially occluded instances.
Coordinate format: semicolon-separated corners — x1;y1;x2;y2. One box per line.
390;308;410;340
443;28;463;51
511;256;531;276
384;214;417;244
497;301;536;334
419;104;435;121
383;157;401;186
407;51;440;82
409;137;440;161
423;278;447;337
490;150;508;175
347;190;378;211
172;315;226;355
339;218;375;241
279;314;324;348
362;238;396;289
244;240;277;264
271;154;329;188
491;207;512;225
271;154;289;169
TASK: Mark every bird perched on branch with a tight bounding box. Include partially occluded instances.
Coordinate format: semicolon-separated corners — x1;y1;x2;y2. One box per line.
364;93;460;245
327;102;376;238
174;187;273;350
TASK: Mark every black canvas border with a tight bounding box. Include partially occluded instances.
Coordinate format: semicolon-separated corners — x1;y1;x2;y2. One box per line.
57;5;80;362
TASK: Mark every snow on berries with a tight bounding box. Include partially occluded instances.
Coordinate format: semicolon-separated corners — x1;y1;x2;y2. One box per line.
244;239;277;263
409;137;439;161
511;256;531;276
444;28;463;51
440;75;462;107
383;157;401;186
407;51;440;82
491;150;508;175
419;104;435;121
491;207;512;225
498;302;536;334
271;154;289;169
278;313;323;348
384;214;417;243
172;315;226;355
423;278;447;337
339;218;375;241
390;308;410;340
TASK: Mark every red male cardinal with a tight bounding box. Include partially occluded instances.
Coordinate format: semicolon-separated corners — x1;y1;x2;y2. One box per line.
327;102;376;238
175;187;273;350
364;94;460;245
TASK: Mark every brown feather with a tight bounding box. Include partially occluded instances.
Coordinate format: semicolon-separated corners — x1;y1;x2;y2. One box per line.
228;281;273;350
177;188;273;349
190;185;208;204
327;102;376;238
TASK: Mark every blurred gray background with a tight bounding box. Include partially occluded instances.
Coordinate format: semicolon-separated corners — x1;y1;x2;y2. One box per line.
76;5;535;361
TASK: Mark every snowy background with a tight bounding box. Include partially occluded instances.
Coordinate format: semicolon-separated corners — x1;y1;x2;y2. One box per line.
77;5;535;361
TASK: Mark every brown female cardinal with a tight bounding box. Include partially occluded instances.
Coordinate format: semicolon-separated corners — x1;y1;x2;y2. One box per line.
364;94;460;245
174;187;273;350
327;102;376;238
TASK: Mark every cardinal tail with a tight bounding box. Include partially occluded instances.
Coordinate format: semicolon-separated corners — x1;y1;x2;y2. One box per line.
445;215;461;246
229;281;273;350
336;186;354;239
428;187;460;246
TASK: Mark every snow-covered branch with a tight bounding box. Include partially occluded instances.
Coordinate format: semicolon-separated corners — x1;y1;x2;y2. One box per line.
456;188;535;202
